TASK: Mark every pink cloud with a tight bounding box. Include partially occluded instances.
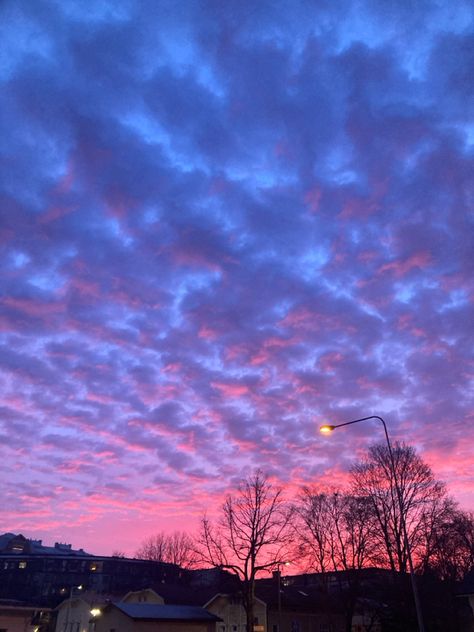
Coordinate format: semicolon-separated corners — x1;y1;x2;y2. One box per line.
211;382;250;397
379;251;432;277
198;325;217;340
2;296;64;317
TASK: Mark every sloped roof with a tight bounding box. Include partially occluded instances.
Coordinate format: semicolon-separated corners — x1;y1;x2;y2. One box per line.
111;602;221;622
0;534;17;549
0;533;91;557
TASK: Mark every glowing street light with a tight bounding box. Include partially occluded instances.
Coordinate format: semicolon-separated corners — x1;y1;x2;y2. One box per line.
319;424;334;434
319;415;425;632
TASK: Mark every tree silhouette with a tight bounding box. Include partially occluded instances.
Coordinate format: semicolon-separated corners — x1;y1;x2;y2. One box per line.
350;442;445;573
294;488;376;632
135;530;197;568
197;470;292;632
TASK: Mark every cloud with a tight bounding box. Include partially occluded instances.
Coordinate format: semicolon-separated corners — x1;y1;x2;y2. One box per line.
0;0;472;555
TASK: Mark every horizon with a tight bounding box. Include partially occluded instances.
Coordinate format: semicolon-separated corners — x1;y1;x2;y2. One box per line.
1;0;473;557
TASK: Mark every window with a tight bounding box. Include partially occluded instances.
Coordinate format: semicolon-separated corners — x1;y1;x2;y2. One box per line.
19;561;27;569
291;622;301;632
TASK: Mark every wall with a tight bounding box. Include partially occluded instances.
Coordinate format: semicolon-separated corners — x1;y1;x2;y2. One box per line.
206;594;266;632
94;609;215;632
55;599;93;632
0;608;38;632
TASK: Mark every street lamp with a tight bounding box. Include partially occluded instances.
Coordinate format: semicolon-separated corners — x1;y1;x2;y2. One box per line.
64;584;83;632
319;415;425;632
276;561;290;632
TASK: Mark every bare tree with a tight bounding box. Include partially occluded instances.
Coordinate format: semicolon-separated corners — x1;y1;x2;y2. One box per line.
136;532;168;561
197;470;292;632
295;488;375;572
294;488;376;632
295;444;469;630
350;442;446;574
420;504;474;581
294;488;333;574
135;530;197;568
166;531;198;568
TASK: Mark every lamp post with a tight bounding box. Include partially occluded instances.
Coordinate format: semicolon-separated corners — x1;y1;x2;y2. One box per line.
64;584;83;632
320;415;425;632
276;562;290;632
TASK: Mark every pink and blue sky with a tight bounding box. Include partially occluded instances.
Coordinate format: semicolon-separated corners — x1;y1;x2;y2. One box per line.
1;0;473;556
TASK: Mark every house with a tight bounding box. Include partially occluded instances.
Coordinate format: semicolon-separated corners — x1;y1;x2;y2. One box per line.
54;588;165;632
93;602;221;632
204;593;266;632
54;588;222;632
154;572;267;632
0;600;52;632
55;592;107;632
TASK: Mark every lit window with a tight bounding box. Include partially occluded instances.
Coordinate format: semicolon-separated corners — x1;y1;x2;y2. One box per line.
19;561;27;569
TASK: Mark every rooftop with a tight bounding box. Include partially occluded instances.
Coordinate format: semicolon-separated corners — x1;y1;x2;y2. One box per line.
112;602;221;622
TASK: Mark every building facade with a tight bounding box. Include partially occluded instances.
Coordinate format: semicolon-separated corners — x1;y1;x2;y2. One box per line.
0;534;183;607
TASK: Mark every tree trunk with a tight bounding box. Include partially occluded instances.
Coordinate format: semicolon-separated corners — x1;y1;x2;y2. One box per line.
244;581;255;632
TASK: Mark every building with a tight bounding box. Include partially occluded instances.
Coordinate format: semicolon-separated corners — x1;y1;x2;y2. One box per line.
0;601;52;632
255;578;346;632
54;587;167;632
0;534;183;607
93;602;221;632
204;593;266;632
132;572;267;632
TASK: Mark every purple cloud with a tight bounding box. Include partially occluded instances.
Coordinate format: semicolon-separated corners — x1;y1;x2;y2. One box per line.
0;0;472;555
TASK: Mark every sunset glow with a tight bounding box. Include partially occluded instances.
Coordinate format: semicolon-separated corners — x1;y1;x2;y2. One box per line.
1;0;473;556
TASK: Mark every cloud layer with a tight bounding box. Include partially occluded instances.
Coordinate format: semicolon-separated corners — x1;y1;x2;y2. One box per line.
1;0;473;554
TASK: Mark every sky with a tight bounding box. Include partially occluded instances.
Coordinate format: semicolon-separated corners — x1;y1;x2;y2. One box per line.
1;0;473;556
